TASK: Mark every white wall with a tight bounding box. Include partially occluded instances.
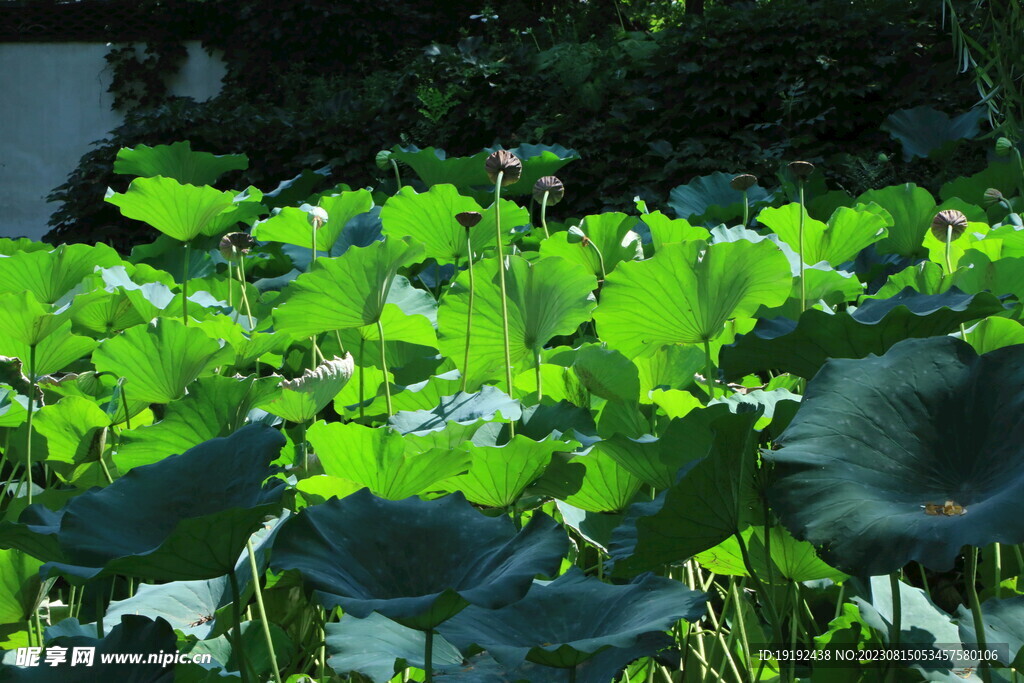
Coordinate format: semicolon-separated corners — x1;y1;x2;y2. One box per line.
0;41;225;240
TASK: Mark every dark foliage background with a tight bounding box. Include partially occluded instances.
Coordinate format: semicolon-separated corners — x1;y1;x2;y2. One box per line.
45;0;982;247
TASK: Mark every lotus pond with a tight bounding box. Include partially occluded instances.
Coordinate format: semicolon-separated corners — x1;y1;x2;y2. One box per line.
0;141;1024;682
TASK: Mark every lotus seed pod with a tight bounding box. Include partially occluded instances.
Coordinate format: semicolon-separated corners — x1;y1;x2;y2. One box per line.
788;161;815;179
376;150;393;170
533;176;565;205
729;174;757;192
566;225;586;244
930;209;968;242
306;206;329;230
995;137;1014;157
219;232;255;261
983;188;1005;207
455;211;482;230
485;150;522;186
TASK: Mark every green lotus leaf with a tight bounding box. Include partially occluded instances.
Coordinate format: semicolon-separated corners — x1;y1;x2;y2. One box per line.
639;211;711;251
609;407;762;576
269;489;568;629
387;385;520;439
114;141;248;184
390;146;490;189
22;425;286;581
325;612;464;683
496;144;581;197
953;251;1024;304
881;106;985;161
0;313;96;383
854;575;981;680
192;315;291;369
1;615;177;682
444;435;565;508
308;421;470;499
940;160;1020;207
438;255;597;388
668;171;773;227
114;374;280;471
273;237;426;337
105;176;241;242
636;344;703;400
560;448;643;513
251;189;373;251
183;620;293;679
34;395;110;486
0;549;43;625
380;185;522;264
260;355;354;423
0;243;122;304
262;166;331;209
105;576;232;640
70;288;146;337
572;346;639;402
0;291;71;348
0;238;50;256
957;596;1024;668
694;524;847;584
539;213;643;278
595;239;791;357
766;336;1024;575
854;183;935;257
967;316;1024;354
439;568;707;669
719;287;1006;380
91;318;226;404
0;385;27;428
756;204;888;266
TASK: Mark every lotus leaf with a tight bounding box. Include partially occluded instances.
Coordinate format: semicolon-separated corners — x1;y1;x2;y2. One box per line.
667;172;773;226
766;336;1024;575
113;141;248;184
881;106;985;161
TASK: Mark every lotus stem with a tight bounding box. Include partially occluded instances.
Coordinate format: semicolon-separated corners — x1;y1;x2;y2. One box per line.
889;572;901;646
227;261;234;310
732;578;753;674
377;319;393;416
424;628;434;683
461;236;476;393
228;568;252;683
994;543;1002;596
735;530;782;645
96;591;104;638
946;228;969;341
966;546;992;683
236;254;255;330
182;241;191;326
797;181;807;312
742;189;750;228
318;605;327;682
568;664;577;683
247;538;282;683
390;158;402;191
585;238;607;281
493;171;516;433
535;348;543;402
358;338;365;420
540;191;552;239
702;339;715;401
24;343;36;506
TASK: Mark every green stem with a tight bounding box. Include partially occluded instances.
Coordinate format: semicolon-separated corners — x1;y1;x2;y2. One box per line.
182;241;191;326
703;338;715;401
732;578;753;675
358;337;365;420
889;572;901;646
494;171;516;435
994;543;1003;597
742;189;750;228
390;158;402;191
797;181;806;313
318;606;327;683
227;261;235;311
228;569;252;683
540;191;551;238
96;591;105;638
535;348;543;402
569;664;578;683
424;628;434;683
237;256;255;330
25;343;36;507
247;539;282;683
300;420;308;473
587;240;607;281
966;546;993;683
735;530;781;644
461;234;476;393
377;319;393;416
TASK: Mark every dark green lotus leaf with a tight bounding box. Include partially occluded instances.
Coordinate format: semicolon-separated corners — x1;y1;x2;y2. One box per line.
720;287;1006;380
882;106;985;161
439;568;706;669
1;426;285;581
388;386;521;436
609;407;762;577
0;615;176;682
668;172;773;227
105;576;231;639
940;160;1020;208
957;596;1024;668
492;144;580;197
555;502;623;554
186;620;292;679
325;612;464;682
114;141;248;185
0;243;122;305
766;336;1024;575
853;575;981;680
269;489;567;630
261;166;330;209
434;634;672;683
